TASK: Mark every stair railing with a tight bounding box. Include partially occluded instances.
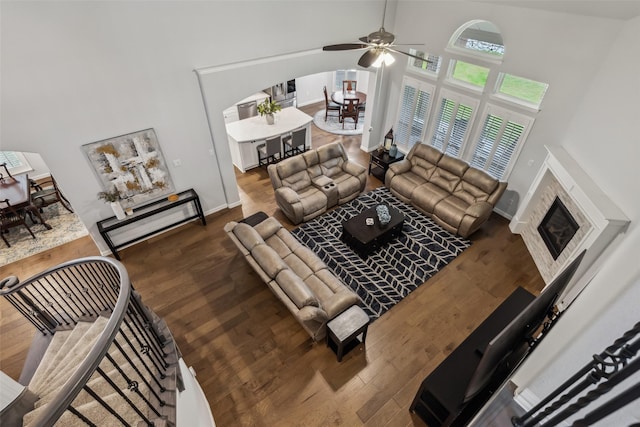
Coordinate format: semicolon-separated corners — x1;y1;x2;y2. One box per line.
0;256;178;427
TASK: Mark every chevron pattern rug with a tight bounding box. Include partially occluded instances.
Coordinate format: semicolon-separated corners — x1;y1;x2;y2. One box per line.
291;187;471;320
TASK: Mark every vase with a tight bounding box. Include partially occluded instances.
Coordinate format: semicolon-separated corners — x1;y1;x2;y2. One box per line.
389;144;398;157
376;205;391;225
110;201;126;220
265;113;275;125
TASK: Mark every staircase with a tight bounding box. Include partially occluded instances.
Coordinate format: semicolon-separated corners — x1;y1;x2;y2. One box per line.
0;257;215;427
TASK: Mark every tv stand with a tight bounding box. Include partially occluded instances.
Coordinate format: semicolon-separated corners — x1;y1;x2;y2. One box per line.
410;287;535;426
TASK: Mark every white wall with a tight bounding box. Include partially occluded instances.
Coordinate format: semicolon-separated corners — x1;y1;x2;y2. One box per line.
390;2;623;215
0;1;383;254
511;16;640;425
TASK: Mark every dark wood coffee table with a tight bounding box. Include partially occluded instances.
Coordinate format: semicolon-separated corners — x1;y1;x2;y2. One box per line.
341;205;404;258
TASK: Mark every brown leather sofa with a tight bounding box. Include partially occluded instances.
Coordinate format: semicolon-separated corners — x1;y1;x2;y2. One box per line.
385;144;506;238
267;142;367;225
225;215;360;341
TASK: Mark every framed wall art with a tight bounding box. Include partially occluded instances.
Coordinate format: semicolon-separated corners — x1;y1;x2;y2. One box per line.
83;128;175;208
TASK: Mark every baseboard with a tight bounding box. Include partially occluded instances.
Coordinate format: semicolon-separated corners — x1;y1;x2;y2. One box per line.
513;387;539;412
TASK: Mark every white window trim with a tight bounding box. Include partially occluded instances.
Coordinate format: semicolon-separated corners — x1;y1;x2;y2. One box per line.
393;76;436;151
467;103;535;180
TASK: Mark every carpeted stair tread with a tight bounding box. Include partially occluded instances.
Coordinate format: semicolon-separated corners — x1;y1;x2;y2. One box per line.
35;316;109;396
25;329;73;389
28;322;94;391
24;390;145;427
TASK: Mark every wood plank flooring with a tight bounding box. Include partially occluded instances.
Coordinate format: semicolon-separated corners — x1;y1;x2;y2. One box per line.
0;102;544;426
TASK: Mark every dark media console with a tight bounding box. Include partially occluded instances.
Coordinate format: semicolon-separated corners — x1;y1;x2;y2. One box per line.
410;287;535;426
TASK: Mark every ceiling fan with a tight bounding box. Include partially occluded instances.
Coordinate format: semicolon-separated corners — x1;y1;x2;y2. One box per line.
322;0;430;68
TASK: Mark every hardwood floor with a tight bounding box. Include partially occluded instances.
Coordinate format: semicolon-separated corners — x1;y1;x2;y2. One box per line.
0;102;544;426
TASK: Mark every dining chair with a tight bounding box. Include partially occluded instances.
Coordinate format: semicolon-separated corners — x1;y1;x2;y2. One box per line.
30;175;74;213
342;80;357;93
340;99;360;129
257;136;282;167
323;86;341;121
282;128;307;158
0;199;36;248
237;101;258;120
0;163;15;184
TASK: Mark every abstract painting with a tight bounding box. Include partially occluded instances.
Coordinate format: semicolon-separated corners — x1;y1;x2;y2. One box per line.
83;128;175;208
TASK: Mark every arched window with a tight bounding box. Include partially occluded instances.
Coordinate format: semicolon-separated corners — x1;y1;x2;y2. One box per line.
395;20;548;181
448;20;505;60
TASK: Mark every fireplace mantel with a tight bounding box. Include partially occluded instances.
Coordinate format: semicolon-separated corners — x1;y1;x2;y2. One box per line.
510;146;629;307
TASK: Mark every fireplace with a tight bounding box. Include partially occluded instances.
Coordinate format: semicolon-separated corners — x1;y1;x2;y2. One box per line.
537;197;579;260
509;146;629;308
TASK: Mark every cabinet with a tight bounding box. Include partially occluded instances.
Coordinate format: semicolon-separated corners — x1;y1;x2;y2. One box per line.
410;287;534;426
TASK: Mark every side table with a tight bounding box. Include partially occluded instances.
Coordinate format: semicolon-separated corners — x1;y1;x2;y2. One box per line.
326;305;370;362
369;149;404;182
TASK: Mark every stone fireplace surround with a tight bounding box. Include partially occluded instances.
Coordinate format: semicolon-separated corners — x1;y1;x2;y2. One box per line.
510;146;629;308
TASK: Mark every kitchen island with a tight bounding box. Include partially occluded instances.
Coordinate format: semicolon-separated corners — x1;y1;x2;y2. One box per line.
226;106;313;172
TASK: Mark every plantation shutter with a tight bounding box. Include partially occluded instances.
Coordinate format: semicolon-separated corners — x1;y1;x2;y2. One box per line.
470;105;534;179
429;91;477;157
394;77;434;149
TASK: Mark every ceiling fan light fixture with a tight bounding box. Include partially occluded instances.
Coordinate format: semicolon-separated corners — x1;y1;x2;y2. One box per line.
372;51;395;68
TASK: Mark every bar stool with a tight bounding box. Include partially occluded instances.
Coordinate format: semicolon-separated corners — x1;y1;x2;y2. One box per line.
257;136;282;167
282;128;307;158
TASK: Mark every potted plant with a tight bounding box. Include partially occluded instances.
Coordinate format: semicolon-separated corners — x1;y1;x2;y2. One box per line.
98;188;126;220
257;98;282;125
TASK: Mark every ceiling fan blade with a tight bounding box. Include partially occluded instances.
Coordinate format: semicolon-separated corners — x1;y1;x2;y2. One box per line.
387;47;433;64
358;49;382;68
322;43;368;51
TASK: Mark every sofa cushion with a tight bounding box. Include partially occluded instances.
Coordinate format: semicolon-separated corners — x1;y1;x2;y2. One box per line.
429;155;468;193
276;156;312;192
276;269;320;309
432;196;468;229
389;171;428;201
331;173;362;200
412;182;450;214
297;186;328;216
232;223;264;252
254;216;283;240
251;244;289;279
409;144;443;181
459;168;499;195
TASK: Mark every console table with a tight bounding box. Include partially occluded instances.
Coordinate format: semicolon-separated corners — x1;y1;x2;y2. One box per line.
97;189;206;260
410;286;535;426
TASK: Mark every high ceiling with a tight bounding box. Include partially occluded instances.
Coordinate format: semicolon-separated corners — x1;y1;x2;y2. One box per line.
477;0;640;20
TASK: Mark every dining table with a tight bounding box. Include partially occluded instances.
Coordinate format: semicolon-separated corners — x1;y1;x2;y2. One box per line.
0;174;52;229
331;90;367;106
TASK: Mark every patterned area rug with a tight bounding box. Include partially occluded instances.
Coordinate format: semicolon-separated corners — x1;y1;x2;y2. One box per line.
312;109;364;136
291;187;471;320
0;204;88;266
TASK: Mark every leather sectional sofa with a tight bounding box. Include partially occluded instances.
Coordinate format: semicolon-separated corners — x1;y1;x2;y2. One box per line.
267;142;367;225
385;143;506;238
224;214;360;341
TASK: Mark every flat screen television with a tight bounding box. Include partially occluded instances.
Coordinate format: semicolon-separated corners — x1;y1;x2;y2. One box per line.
463;250;586;402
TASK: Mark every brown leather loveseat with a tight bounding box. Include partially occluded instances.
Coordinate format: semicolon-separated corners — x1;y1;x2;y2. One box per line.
385;144;506;238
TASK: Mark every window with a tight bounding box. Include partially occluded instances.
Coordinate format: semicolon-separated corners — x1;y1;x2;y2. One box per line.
394;77;435;150
449;20;505;60
335;70;357;92
0;151;32;175
407;49;442;75
496;73;549;108
429;91;478;157
449;60;490;90
469;105;534;179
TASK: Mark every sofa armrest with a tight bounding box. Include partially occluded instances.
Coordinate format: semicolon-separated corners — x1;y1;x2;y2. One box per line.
274;187;304;224
297;306;330;341
343;161;367;191
384;159;409;187
323;290;361;319
458;201;494;238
